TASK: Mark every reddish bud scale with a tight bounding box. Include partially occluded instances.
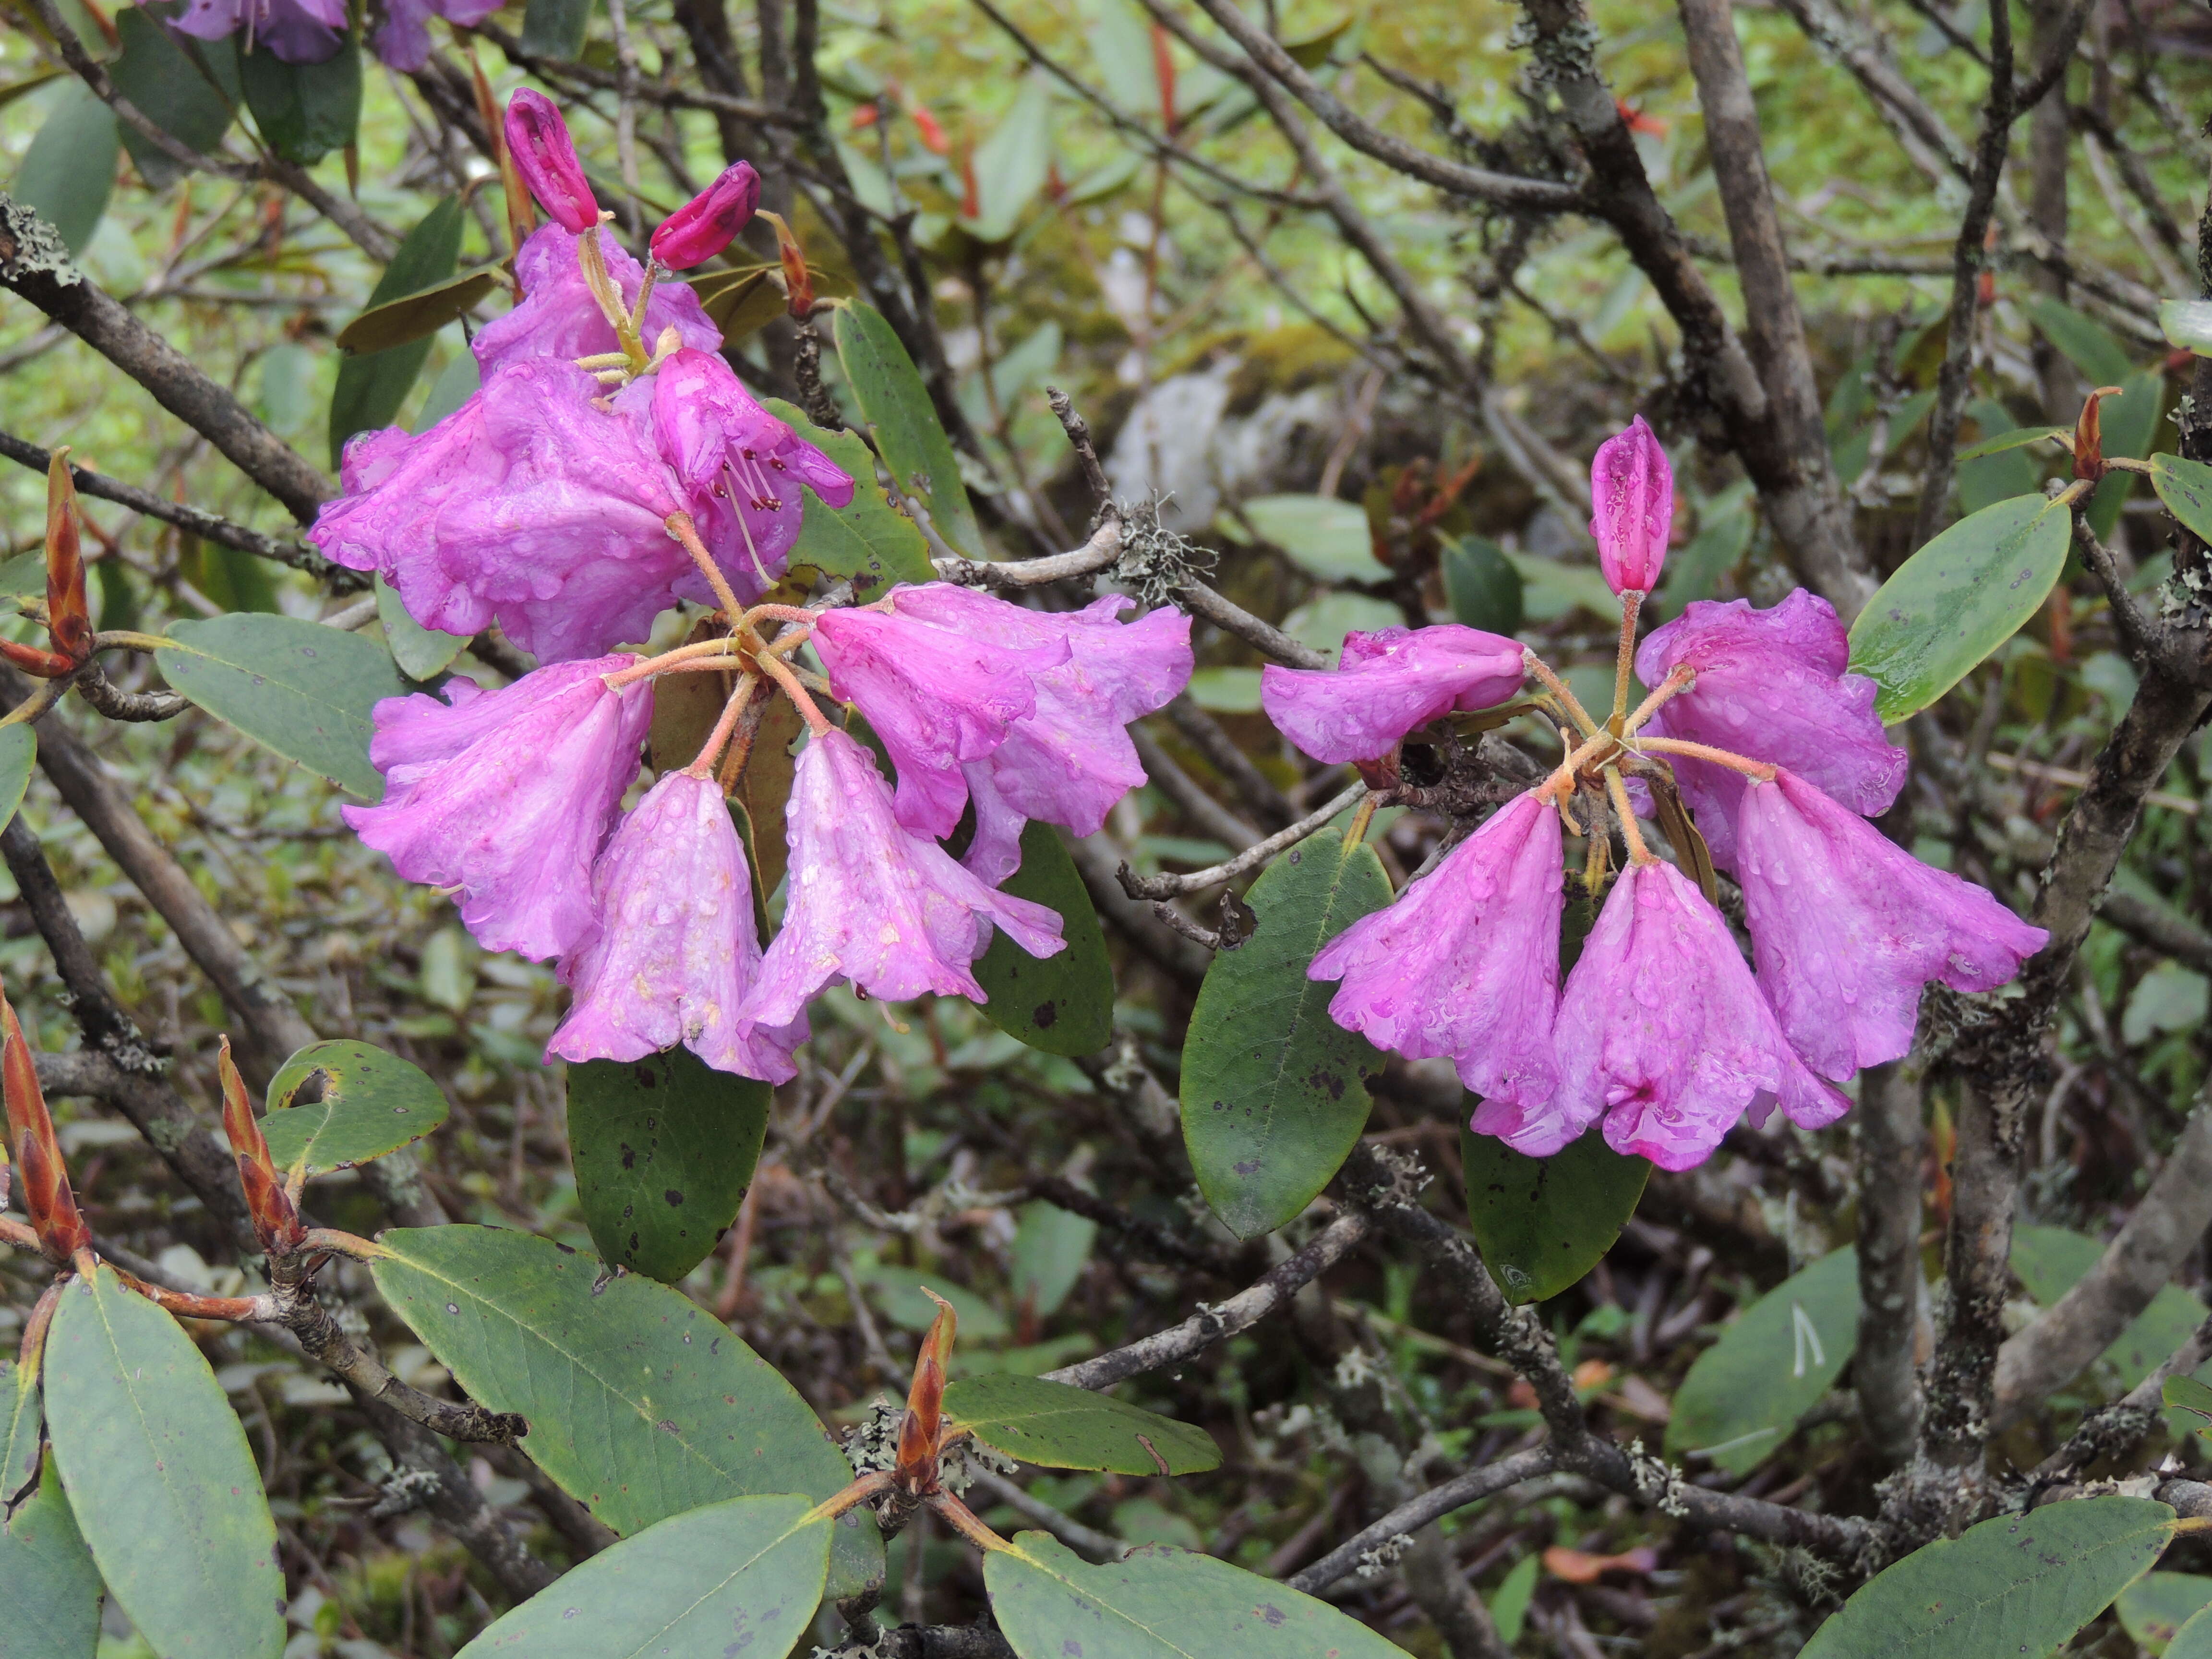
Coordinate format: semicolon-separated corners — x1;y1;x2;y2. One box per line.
894;1291;957;1491
3;998;90;1261
505;89;600;235
45;451;90;669
650;162;762;271
907;101;950;156
0;641;79;679
2074;385;2122;482
218;1037;302;1253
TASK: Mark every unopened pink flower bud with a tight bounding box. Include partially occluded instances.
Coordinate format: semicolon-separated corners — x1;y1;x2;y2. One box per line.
505;89;599;235
650;162;762;270
1589;415;1673;597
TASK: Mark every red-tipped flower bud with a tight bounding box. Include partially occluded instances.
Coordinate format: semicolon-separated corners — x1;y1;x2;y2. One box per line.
650;161;761;271
1589;414;1674;598
505;89;600;235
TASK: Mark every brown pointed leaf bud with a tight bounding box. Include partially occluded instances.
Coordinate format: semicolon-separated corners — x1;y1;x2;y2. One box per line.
218;1036;301;1253
44;449;90;669
2074;386;2123;482
0;638;81;680
3;997;89;1261
757;210;815;319
894;1288;957;1491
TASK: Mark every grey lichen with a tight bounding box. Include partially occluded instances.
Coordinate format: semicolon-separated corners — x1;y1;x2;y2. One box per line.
0;194;84;289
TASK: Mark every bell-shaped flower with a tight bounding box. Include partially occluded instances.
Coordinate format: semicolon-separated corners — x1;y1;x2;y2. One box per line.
1510;860;1847;1171
471;225;721;379
172;0;344;63
312;360;699;662
1591;415;1672;596
371;0;501;71
504;90;600;234
811;596;1069;842
740;729;1066;1024
650;163;762;270
651;349;854;606
1313;792;1563;1108
1736;769;2047;1081
1635;589;1906;869
548;772;806;1082
1260;625;1526;765
874;586;1193;885
342;658;654;962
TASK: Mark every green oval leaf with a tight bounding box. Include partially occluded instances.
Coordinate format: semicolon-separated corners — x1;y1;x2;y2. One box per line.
2120;1572;2212;1656
2152;453;2212;547
0;1458;103;1659
2010;1225;2209;1429
238;33;360;166
369;1225;881;1594
109;6;234;192
1953;425;2067;462
519;0;591;57
1800;1495;2174;1659
943;1375;1221;1476
1180;829;1392;1239
1459;1124;1648;1306
0;725;35;835
1663;1246;1859;1477
986;1532;1408;1659
2164;300;2212;357
2175;1602;2212;1659
457;1493;831;1659
567;1046;771;1284
1011;1199;1096;1320
13;80;119;255
2090;372;2167;541
154;613;408;800
2026;294;2140;387
330;197;466;466
44;1265;283;1659
374;574;469;681
260;1038;449;1175
1846;493;2071;723
1237;495;1389;584
763;398;936;601
832;301;982;559
973;822;1115;1057
1;1355;43;1509
336;268;498;357
1442;534;1524;635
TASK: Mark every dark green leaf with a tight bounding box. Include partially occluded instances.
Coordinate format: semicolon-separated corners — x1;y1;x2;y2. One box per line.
44;1266;284;1659
412;349;481;433
335;268;497;356
154;613;409;800
2026;294;2140;387
1655;487;1753;618
2163;300;2212;357
1846;493;2072;722
261;1038;449;1175
369;1226;881;1594
2153;453;2212;547
520;0;592;58
2011;1225;2209;1432
1799;1496;2174;1659
973;822;1115;1058
962;71;1053;244
943;1375;1221;1475
108;6;233;191
1442;534;1523;634
2119;1573;2212;1656
179;537;277;613
0;1459;102;1659
1;1355;43;1508
833;302;983;558
2176;1604;2212;1659
1180;829;1392;1239
763;398;936;599
375;574;468;681
2090;372;2166;541
330;197;466;465
0;551;44;599
986;1532;1408;1659
456;1494;830;1659
1663;1247;1859;1476
1459;1125;1648;1305
566;1046;771;1284
1238;495;1389;583
12;81;119;255
238;33;359;165
1010;1199;1096;1320
0;725;34;834
2167;1374;2212;1422
1489;1553;1538;1645
1954;425;2068;462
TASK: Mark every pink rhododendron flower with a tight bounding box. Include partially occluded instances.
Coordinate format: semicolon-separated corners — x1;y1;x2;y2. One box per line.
1735;769;2047;1080
171;0;345;63
811;598;1069;841
371;0;501;71
312;360;700;662
1260;625;1525;764
1590;415;1672;596
651;349;854;606
1515;860;1847;1171
1635;589;1905;868
1310;792;1563;1108
504;89;599;234
650;162;763;269
471;225;721;378
742;729;1066;1022
548;772;805;1081
879;586;1194;885
342;659;653;961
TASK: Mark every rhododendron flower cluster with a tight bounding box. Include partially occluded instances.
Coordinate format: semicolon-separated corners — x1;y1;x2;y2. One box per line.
1278;419;2047;1171
325;94;1194;1082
